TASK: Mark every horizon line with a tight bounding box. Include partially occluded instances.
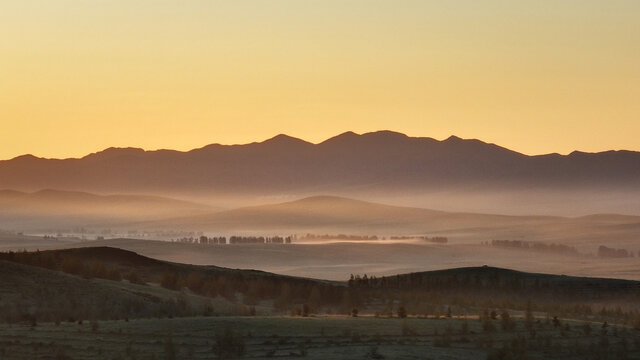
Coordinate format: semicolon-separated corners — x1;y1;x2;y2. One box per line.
2;130;637;161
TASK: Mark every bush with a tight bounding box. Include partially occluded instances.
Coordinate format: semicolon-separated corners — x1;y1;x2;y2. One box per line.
397;306;407;318
500;310;515;331
214;327;246;359
366;346;385;359
401;320;417;336
124;271;146;285
433;334;451;348
164;338;176;360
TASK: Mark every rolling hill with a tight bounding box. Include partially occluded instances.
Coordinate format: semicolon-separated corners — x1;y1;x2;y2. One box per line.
0;246;341;323
0;189;214;230
137;195;640;242
2;247;639;326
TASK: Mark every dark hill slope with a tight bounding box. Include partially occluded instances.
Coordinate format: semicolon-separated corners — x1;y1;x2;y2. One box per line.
0;259;211;323
2;248;639;325
0;247;346;319
382;266;640;295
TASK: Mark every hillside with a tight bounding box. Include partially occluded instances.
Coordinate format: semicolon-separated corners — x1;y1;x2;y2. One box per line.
136;196;640;245
0;259;217;323
1;131;640;214
0;246;345;320
0;189;213;230
2;247;639;325
143;195;552;232
367;266;640;301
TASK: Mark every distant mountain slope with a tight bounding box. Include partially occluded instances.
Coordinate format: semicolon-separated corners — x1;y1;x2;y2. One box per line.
0;189;211;212
1;131;638;197
142;195;563;233
137;196;640;247
0;189;213;230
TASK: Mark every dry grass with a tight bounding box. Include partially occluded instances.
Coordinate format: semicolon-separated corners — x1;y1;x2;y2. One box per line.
0;316;637;360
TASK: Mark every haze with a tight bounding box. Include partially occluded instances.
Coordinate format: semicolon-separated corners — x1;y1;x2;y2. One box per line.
2;1;640;160
2;2;640;359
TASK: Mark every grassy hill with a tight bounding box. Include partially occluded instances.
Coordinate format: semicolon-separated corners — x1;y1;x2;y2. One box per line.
0;259;218;324
0;247;344;323
1;247;640;329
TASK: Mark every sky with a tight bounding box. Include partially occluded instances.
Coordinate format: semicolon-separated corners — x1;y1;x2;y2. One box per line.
1;0;639;160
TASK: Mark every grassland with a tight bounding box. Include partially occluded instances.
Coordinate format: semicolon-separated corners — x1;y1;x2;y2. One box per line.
2;246;640;359
1;315;638;360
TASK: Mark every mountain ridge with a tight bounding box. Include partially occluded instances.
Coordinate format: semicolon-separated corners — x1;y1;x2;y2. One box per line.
5;131;639;162
0;131;550;161
1;131;639;208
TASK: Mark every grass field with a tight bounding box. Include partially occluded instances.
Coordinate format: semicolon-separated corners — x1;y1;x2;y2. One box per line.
1;315;638;360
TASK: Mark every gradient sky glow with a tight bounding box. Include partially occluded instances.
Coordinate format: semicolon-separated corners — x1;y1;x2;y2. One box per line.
1;0;639;159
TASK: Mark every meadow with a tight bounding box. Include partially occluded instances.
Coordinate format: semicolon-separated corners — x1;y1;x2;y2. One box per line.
1;315;637;360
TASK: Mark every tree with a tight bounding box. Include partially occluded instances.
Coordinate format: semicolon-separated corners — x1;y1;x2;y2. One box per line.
124;270;145;285
524;301;534;327
274;283;292;310
481;309;496;332
161;271;179;290
214;327;245;359
397;306;407;319
186;273;204;293
583;322;592;335
460;318;469;334
351;308;359;317
164;338;177;360
307;286;322;313
501;310;515;331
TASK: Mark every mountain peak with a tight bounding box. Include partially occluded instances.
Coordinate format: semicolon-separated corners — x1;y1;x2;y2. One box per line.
8;154;41;162
261;134;311;146
320;130;409;145
362;130;409;139
320;131;359;144
83;147;146;160
444;135;463;142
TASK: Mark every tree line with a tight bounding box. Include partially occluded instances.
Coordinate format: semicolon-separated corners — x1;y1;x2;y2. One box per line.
173;235;293;245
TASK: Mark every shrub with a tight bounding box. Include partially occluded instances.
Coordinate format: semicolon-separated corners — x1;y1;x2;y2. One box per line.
214;327;246;359
397;306;407;319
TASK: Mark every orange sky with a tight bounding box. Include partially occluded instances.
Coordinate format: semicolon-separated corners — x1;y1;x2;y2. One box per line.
1;1;639;159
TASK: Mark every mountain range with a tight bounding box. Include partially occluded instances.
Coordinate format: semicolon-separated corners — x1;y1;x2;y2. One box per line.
1;131;639;215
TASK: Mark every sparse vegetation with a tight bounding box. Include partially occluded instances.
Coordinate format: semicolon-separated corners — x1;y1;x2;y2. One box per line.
1;246;640;359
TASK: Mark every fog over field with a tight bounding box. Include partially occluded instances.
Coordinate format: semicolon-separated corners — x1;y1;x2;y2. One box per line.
5;0;640;357
1;189;639;282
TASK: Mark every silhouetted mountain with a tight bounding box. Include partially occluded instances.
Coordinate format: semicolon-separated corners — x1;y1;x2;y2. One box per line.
0;131;638;199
